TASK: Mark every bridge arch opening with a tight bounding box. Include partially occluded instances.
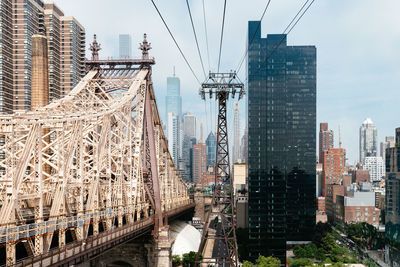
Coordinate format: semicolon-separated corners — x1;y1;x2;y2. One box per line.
104;259;134;267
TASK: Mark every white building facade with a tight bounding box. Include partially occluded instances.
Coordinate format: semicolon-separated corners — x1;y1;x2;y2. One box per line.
364;156;385;182
183;113;196;139
167;112;179;165
359;118;378;163
233;102;240;163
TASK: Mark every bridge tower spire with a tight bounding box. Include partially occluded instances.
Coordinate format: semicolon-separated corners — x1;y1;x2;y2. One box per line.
89;34;101;60
196;72;245;266
140;33;152;60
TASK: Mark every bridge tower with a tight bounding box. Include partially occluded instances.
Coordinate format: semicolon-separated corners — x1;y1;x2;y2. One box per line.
197;72;245;266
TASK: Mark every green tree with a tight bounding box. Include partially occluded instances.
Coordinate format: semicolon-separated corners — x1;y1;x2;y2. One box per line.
255;255;281;267
172;255;182;267
182;251;197;267
242;261;254;267
314;222;332;246
364;258;378;267
321;233;337;253
291;258;314;267
315;248;326;261
304;243;318;258
293;245;306;258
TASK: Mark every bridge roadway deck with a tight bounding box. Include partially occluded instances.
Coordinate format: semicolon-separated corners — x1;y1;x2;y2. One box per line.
8;202;195;267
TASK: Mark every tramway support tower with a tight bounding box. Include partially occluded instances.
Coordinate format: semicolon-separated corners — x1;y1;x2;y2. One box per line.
197;72;244;266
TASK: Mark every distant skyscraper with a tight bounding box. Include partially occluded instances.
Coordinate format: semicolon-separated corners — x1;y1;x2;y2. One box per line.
319;123;334;163
182;135;196;182
200;121;204;142
166;75;182;121
385;128;400;246
119;34;132;59
240;127;248;163
192;143;207;184
233;102;240;163
360;118;378;163
165;74;182;166
181;113;197;181
183;113;196;139
364;156;385;182
247;21;316;263
205;132;217;168
0;1;85;112
380;136;395;164
167;112;179;166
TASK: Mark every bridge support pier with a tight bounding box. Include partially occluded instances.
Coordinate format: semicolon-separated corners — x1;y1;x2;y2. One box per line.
146;226;173;267
6;242;16;266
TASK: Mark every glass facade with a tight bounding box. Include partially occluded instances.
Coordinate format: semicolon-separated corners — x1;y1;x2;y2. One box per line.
386;128;400;245
119;34;132;59
247;21;316;263
206;131;216;168
165;76;182;122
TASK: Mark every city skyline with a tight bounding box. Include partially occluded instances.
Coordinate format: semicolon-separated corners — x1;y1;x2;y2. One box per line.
51;0;400;163
0;1;397;266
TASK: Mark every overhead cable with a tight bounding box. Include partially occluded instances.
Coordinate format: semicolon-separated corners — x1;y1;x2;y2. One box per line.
186;0;207;80
150;0;201;84
235;0;272;74
217;0;227;72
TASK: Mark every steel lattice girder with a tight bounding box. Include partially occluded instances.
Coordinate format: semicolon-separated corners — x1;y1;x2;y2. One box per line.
0;68;190;265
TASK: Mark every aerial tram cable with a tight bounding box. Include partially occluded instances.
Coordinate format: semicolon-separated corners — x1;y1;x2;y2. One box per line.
202;0;211;72
186;0;207;80
264;0;316;64
217;0;227;72
235;0;272;74
150;0;202;85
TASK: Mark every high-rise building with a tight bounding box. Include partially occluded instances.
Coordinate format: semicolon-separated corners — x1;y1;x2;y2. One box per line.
192;143;207;184
247;21;316;263
381;136;395;163
183;113;196;139
233;101;240;163
60;16;85;97
181;113;197;182
319;123;334;163
240;127;248;163
167;112;179;166
165;75;182;123
0;1;85;112
13;0;45;111
165;74;182;166
44;3;63;101
322;148;346;196
119;34;132;59
205;132;216;168
364;156;385;182
360;118;378;163
386;128;400;248
0;0;13;113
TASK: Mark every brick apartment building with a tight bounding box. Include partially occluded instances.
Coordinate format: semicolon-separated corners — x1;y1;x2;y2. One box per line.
322;148;346;196
0;0;85;113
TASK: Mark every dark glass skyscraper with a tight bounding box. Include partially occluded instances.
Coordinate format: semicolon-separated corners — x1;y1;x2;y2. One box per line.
247;21;316;263
386;128;400;244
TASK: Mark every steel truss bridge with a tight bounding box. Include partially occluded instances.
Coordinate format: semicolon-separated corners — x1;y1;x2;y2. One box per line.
0;34;194;266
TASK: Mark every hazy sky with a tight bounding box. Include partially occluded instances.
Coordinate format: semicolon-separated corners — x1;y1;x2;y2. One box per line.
53;0;400;163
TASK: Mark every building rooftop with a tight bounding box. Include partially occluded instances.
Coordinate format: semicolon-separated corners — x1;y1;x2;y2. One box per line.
362;117;374;125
